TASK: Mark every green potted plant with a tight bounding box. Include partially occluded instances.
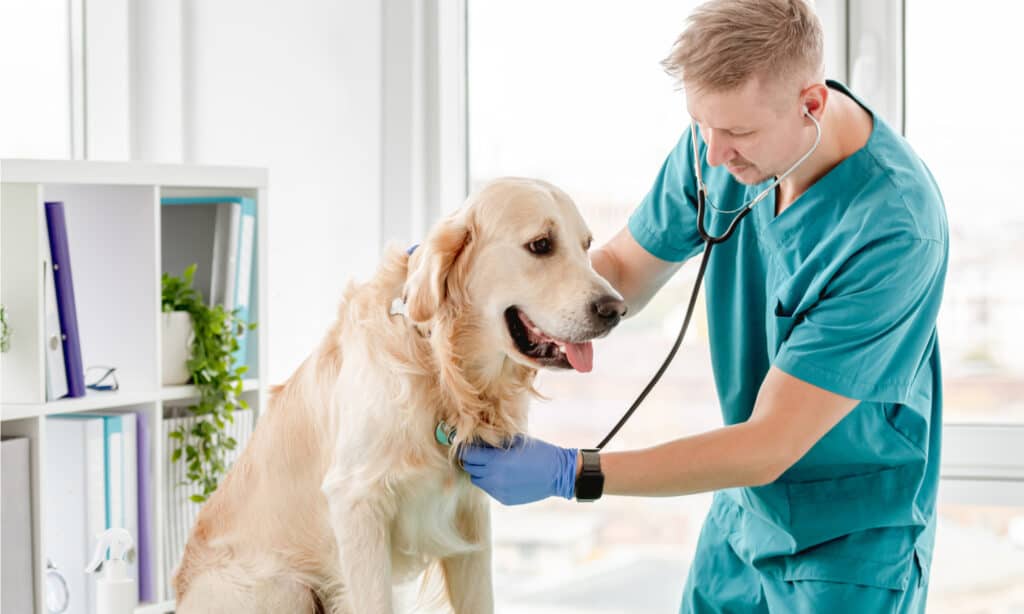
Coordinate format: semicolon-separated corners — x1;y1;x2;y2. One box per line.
161;264;256;503
0;305;10;353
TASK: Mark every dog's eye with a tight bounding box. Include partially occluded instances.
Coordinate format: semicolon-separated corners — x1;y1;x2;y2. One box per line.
527;237;553;255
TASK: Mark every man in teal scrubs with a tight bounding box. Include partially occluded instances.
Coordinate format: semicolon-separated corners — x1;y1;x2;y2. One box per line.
459;0;947;610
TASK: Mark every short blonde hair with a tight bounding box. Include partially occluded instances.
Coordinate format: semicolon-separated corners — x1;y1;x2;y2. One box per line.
662;0;823;93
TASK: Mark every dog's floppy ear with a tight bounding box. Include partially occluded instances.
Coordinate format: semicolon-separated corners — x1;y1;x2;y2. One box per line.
404;212;471;322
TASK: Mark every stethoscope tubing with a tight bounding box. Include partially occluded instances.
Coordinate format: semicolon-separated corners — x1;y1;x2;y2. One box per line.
595;239;713;450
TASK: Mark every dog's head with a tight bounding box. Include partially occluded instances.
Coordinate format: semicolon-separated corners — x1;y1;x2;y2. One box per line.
403;177;625;375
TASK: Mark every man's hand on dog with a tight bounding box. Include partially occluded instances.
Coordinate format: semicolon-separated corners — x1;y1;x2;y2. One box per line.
459;435;579;505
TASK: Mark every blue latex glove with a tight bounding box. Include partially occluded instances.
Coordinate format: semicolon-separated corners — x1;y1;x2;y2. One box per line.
459;435;579;505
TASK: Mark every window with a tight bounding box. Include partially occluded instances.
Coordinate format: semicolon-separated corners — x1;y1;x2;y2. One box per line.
905;1;1024;425
902;4;1024;609
930;503;1024;612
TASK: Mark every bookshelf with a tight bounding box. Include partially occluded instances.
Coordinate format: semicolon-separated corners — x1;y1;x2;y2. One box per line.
0;159;268;614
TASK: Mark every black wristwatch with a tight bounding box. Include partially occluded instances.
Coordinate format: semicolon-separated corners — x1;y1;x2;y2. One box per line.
574;449;604;502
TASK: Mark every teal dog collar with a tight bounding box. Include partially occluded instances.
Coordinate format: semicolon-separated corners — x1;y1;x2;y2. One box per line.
435;420;457;447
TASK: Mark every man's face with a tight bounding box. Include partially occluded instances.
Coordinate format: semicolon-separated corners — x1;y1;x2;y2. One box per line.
685;77;808;185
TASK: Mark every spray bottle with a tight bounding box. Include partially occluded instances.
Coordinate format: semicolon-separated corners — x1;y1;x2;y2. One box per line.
84;528;137;614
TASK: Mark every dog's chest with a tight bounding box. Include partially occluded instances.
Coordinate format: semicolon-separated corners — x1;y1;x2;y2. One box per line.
388;473;478;580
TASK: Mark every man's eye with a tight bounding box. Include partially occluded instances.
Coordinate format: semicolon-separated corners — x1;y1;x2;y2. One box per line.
527;237;553;255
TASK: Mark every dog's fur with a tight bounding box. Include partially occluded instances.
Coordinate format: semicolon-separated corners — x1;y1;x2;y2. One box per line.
172;177;623;613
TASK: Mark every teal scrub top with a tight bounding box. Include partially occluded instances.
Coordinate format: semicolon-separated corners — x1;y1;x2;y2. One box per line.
628;81;948;591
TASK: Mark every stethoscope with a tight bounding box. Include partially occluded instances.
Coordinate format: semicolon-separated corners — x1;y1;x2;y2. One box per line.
595;108;822;450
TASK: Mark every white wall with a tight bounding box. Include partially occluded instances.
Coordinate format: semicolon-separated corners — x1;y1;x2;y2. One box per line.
180;0;383;382
0;0;72;158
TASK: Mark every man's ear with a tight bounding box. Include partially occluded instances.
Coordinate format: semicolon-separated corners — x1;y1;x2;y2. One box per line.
403;213;471;322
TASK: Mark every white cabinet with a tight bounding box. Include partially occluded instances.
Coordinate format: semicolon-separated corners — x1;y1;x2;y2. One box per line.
1;159;268;614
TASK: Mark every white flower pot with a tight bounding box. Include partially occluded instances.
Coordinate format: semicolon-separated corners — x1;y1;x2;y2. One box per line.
162;311;194;385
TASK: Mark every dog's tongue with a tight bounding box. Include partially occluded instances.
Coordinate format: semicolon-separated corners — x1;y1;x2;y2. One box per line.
565;341;593;373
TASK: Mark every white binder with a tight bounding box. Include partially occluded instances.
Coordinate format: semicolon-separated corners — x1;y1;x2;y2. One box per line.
44;232;69;400
210;202;241;309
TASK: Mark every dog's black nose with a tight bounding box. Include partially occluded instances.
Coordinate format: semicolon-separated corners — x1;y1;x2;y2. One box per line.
592;295;627;324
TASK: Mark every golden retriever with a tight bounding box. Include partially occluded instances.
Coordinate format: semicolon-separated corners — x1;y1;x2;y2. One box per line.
172;177;626;613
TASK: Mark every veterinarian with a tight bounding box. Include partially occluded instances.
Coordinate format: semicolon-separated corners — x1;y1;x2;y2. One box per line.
459;0;948;611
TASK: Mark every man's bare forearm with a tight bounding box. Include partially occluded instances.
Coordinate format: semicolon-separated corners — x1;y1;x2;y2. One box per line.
590;235;683;317
590;247;621;293
577;420;790;497
590;246;648;316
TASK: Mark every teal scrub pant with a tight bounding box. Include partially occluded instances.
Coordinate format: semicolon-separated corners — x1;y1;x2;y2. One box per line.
679;513;929;613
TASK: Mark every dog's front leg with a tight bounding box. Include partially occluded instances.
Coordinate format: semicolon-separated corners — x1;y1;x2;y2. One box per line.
442;494;494;614
324;476;395;614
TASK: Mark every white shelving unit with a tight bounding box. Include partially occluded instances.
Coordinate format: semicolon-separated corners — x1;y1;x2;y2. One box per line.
1;159;268;614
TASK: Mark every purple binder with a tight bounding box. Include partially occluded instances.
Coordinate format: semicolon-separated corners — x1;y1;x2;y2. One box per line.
44;201;86;398
136;412;154;601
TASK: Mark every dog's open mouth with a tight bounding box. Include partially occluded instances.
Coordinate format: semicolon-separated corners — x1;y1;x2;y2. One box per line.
504;306;594;372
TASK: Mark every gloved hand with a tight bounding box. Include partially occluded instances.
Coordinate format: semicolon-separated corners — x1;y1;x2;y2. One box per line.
459;435;579;505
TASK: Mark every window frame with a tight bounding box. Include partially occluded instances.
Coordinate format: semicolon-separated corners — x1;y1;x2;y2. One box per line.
380;0;467;250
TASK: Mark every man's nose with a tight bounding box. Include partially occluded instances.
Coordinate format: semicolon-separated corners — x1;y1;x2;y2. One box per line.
703;128;734;167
